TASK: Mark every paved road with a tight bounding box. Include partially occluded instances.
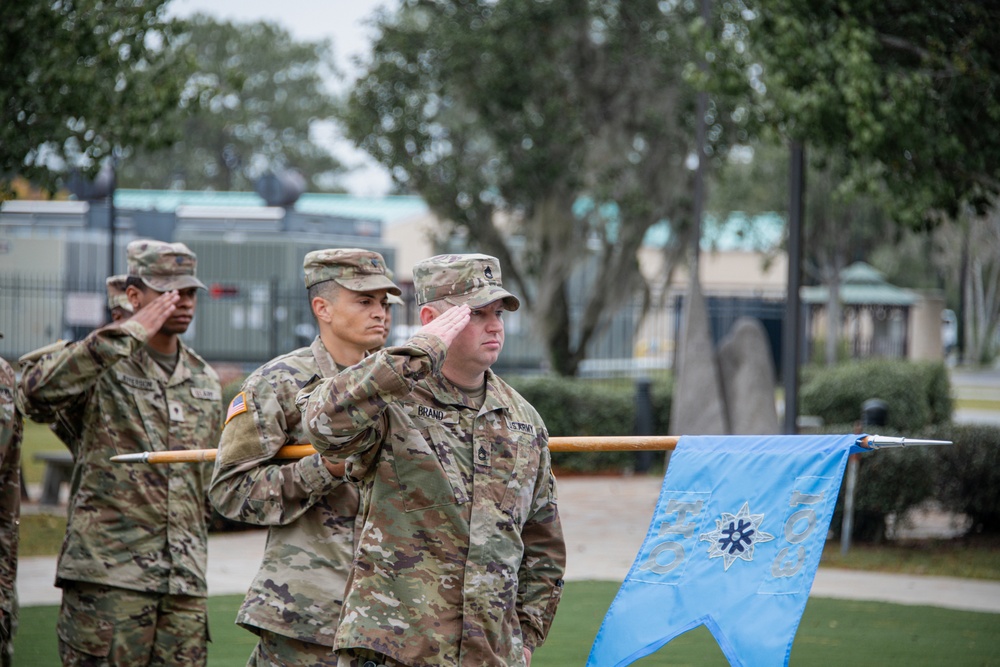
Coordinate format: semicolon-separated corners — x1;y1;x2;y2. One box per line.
18;476;1000;613
951;365;1000;425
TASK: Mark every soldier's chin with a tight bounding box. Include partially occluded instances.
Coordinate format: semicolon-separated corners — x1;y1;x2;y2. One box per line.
160;321;191;336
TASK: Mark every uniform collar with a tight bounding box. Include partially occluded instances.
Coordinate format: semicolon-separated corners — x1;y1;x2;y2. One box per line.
430;368;511;414
311;336;342;378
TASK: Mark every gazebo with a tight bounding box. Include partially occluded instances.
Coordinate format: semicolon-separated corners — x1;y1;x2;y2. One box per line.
801;262;918;360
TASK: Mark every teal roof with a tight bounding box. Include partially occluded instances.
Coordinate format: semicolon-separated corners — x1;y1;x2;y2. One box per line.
643;211;785;252
801;262;918;306
569;196;786;252
114;189;429;226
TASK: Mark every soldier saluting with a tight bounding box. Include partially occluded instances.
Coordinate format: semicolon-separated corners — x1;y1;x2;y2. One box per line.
210;248;401;666
19;240;222;666
299;253;566;667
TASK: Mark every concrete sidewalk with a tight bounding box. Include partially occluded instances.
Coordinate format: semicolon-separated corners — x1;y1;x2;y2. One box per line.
18;476;1000;613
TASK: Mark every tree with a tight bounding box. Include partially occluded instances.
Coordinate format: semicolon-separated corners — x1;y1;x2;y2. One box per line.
874;209;1000;364
722;0;1000;226
0;0;188;195
343;0;750;375
711;139;893;365
119;14;345;191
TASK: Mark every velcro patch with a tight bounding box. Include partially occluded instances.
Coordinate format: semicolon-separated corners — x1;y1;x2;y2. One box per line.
191;387;221;401
117;373;156;392
417;405;446;421
506;419;536;436
225;392;248;425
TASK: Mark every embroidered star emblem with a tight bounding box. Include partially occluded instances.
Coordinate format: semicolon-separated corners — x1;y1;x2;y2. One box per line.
699;502;775;571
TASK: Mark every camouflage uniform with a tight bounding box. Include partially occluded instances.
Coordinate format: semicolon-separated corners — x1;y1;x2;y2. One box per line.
18;240;222;666
210;249;400;666
299;254;566;667
49;275;133;457
0;358;22;667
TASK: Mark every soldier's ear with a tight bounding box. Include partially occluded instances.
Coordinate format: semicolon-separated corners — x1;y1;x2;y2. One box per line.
419;305;437;326
311;296;333;324
125;285;143;311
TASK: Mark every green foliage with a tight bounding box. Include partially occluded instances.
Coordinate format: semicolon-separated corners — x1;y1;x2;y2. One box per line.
120;14;344;191
721;0;1000;224
509;375;673;472
802;360;956;542
806;336;852;366
830;434;937;542
921;363;954;426
18;513;67;558
820;538;1000;581
0;0;190;194
800;359;953;431
924;423;1000;534
342;0;755;375
826;420;1000;541
20;419;66;486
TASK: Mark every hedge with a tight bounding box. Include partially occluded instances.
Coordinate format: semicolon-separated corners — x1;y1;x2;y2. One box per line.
800;359;953;431
217;359;1000;539
508;375;673;473
826;421;1000;541
923;422;1000;534
826;424;937;542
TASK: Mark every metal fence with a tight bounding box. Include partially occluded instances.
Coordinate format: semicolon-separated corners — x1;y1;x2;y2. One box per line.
1;274;683;376
3;274;811;381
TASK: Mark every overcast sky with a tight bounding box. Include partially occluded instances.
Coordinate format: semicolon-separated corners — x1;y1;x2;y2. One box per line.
168;0;399;195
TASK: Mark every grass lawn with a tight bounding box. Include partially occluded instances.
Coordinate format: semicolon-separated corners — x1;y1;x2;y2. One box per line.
16;417;1000;664
12;584;1000;666
20;418;65;486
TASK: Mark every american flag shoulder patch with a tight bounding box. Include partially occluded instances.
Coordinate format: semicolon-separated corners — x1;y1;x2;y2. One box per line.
225;392;248;425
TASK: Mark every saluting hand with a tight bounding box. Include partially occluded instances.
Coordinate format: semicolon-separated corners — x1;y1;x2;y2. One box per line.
418;303;470;348
130;290;180;336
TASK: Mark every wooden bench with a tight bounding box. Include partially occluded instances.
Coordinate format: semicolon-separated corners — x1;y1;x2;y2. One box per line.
34;451;74;505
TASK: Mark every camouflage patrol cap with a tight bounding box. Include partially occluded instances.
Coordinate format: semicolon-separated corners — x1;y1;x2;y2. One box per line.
384;267;405;305
126;239;207;292
105;274;133;313
303;248;402;295
413;253;520;311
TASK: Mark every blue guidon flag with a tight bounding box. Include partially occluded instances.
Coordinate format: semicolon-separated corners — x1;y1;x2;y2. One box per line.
587;434;866;667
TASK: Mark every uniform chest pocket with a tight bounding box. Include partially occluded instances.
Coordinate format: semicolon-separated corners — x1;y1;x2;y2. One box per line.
388;410;465;512
169;386;220;448
498;435;542;525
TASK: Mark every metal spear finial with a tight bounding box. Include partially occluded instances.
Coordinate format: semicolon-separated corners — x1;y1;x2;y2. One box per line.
860;435;953;449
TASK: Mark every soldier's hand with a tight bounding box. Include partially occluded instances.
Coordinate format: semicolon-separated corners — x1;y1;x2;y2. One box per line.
418;303;470;347
322;457;346;477
131;290;180;336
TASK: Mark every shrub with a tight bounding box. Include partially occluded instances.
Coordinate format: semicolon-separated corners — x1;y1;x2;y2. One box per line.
923;423;1000;535
800;359;952;431
827;421;1000;541
824;424;937;542
508;375;673;473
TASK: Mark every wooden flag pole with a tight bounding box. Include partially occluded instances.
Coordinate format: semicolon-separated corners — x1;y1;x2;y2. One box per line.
107;435;947;464
110;436;682;464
